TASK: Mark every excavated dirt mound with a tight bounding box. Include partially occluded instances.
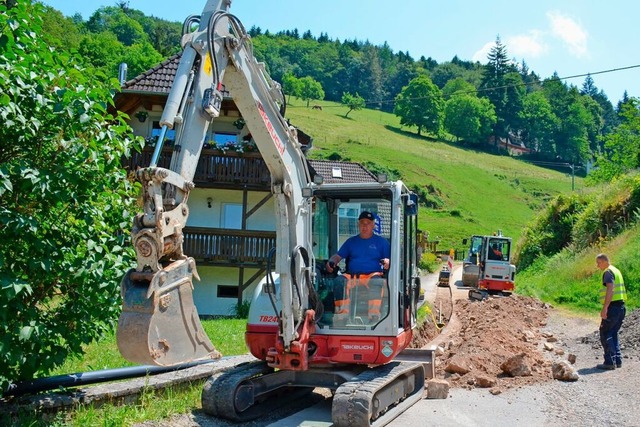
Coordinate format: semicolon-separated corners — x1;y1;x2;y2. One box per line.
579;307;640;355
418;294;559;394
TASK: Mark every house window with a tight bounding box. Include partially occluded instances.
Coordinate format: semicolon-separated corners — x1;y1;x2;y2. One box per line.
223;203;243;229
217;285;238;298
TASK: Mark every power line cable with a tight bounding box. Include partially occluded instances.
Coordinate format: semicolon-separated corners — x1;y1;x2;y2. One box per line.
288;63;640;108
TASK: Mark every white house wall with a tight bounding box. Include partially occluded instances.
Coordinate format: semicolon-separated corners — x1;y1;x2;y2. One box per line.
193;265;265;316
188;188;276;315
189;188;276;230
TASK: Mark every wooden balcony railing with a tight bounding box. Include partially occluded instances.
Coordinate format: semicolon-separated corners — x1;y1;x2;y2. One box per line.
124;147;271;189
183;227;276;265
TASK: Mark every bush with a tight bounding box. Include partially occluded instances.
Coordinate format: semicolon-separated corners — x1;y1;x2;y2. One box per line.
0;0;142;393
572;174;640;248
514;193;590;270
230;299;251;318
418;252;440;273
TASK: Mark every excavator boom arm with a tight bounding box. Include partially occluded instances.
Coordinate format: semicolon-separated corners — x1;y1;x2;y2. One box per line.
117;0;314;365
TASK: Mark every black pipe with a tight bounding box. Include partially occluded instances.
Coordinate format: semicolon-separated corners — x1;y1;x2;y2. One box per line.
4;358;221;398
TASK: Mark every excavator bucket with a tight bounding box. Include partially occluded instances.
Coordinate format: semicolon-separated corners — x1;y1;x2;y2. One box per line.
117;259;221;366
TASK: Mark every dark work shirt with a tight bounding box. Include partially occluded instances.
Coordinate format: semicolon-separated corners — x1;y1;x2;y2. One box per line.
602;270;614;286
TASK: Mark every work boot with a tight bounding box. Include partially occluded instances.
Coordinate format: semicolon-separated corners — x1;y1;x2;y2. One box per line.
616;360;622;369
596;363;616;370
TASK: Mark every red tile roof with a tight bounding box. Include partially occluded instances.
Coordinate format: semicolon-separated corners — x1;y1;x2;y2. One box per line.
122;54;181;94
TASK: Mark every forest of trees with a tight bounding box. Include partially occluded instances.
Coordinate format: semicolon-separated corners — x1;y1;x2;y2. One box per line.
40;1;640;179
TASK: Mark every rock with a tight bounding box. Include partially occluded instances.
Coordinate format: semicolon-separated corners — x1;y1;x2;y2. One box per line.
523;330;536;342
475;375;497;388
546;336;558;343
445;355;472;375
544;342;555;351
568;354;577;364
500;353;532;377
552;360;579;381
555;348;565;355
435;345;445;356
425;378;449;399
489;387;502;395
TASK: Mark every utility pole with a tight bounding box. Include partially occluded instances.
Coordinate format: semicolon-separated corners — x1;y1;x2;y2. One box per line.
570;162;575;191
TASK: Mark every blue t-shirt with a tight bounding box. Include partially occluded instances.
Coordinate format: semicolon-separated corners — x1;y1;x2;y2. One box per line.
337;234;390;274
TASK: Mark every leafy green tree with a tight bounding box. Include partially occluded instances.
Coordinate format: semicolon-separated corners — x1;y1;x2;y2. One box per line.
542;76;592;162
394;75;444;136
0;0;142;392
282;71;301;103
442;77;476;100
86;6;146;46
341;92;365;118
77;31;126;77
519;91;558;154
40;5;82;51
588;98;640;182
299;76;324;107
120;41;164;78
444;94;496;144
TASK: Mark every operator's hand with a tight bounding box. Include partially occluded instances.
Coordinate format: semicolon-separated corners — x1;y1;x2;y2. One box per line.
326;260;335;273
381;258;390;270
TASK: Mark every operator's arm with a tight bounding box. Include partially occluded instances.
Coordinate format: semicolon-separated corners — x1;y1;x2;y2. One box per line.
601;270;615;319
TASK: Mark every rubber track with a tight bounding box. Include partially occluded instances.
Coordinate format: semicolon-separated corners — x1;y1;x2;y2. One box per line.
201;360;273;421
201;360;314;422
332;362;424;427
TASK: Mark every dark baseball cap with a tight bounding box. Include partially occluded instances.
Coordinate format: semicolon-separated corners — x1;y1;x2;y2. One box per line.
358;211;375;221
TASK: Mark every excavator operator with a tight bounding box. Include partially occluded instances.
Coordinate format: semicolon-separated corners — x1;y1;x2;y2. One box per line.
488;243;503;261
326;211;390;325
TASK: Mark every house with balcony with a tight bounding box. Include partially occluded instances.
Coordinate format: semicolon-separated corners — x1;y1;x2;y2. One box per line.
115;55;379;316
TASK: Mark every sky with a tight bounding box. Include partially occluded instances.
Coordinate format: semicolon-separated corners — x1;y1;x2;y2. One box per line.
41;0;640;104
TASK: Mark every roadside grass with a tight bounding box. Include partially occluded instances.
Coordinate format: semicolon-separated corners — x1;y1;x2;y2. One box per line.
285;98;580;248
5;318;250;427
49;318;249;375
516;223;640;312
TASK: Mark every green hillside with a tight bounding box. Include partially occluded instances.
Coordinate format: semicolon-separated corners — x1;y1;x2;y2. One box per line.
517;223;639;311
285;98;581;248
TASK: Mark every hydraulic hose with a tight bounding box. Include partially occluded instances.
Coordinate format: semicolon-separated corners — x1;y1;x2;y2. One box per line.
4;358;219;398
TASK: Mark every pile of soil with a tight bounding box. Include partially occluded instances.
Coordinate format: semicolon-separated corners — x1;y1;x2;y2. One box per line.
416;294;562;394
579;307;640;355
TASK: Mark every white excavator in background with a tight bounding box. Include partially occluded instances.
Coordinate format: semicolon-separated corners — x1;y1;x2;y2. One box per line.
461;232;516;300
116;1;432;425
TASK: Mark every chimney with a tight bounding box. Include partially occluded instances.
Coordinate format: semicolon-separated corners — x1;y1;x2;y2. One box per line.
118;63;128;86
